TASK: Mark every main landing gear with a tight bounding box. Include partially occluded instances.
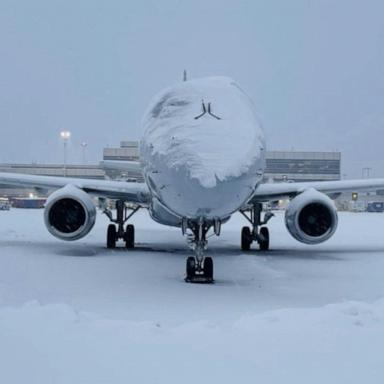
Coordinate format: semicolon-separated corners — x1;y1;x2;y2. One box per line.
103;200;140;249
240;203;274;251
183;217;220;284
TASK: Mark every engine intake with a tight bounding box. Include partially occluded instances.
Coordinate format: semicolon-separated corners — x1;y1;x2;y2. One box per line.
44;185;96;241
285;188;338;244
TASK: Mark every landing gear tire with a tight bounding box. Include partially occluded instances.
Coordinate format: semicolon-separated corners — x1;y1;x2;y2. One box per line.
185;256;214;283
241;226;252;251
259;226;269;251
204;257;214;280
125;224;135;249
107;224;117;249
186;256;196;280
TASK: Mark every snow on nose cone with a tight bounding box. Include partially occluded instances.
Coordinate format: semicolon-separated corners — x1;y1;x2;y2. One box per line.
141;76;265;189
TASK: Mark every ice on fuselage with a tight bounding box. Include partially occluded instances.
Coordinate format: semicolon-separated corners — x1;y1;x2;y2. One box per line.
141;76;265;189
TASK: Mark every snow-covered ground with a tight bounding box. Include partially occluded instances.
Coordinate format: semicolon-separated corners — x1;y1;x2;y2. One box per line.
1;208;384;383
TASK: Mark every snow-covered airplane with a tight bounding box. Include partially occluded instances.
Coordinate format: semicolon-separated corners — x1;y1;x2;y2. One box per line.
1;76;384;283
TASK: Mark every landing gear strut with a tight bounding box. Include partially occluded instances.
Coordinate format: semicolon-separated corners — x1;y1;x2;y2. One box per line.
184;217;218;283
103;200;139;249
240;203;274;251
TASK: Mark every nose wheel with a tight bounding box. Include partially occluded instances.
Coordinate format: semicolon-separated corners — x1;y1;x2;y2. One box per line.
185;256;214;283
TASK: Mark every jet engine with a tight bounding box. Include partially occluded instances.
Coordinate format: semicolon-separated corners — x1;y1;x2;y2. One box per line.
285;188;338;244
44;185;96;241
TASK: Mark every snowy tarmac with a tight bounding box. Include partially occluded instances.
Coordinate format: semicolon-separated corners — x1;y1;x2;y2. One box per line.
0;208;384;383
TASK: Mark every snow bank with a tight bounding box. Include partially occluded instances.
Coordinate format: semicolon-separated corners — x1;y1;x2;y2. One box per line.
141;77;265;188
1;299;383;384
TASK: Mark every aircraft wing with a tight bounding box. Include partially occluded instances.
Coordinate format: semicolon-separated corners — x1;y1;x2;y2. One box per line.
99;160;142;173
0;172;150;203
251;178;384;202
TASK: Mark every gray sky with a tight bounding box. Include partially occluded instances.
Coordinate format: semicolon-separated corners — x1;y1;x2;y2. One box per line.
0;0;383;178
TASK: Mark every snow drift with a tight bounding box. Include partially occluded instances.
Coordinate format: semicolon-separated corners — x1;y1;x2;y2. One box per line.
0;299;383;384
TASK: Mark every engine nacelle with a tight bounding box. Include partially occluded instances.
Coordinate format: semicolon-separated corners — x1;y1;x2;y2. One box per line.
285;188;338;244
44;185;96;241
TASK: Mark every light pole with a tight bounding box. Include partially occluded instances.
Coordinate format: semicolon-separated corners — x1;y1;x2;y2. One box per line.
80;141;88;164
362;167;372;179
60;130;71;176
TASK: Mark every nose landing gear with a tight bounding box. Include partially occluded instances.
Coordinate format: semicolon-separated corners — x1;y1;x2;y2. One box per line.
184;218;217;283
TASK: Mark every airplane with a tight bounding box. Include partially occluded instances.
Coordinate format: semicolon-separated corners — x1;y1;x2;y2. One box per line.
1;76;384;283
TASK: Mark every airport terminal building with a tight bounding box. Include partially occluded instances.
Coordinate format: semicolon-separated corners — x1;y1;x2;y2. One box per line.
265;151;341;182
103;141;140;161
103;141;341;183
0;140;341;198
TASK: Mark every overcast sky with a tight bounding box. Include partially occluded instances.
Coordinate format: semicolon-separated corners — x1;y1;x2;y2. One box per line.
0;0;383;178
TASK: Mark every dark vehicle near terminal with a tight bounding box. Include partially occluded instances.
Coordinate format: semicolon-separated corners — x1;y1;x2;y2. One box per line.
366;202;384;212
12;197;46;209
0;197;10;210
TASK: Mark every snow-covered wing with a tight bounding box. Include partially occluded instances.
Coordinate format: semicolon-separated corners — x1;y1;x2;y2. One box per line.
251;178;384;202
0;172;150;203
